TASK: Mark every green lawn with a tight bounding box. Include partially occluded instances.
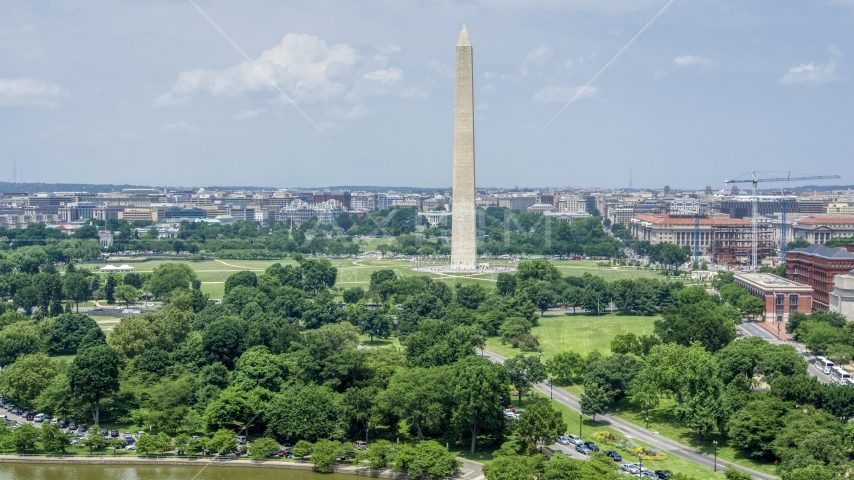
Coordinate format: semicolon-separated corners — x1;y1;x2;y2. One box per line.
486;313;659;359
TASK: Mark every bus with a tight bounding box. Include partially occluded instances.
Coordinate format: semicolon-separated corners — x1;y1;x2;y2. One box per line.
816;356;834;374
830;367;851;386
845;378;854;389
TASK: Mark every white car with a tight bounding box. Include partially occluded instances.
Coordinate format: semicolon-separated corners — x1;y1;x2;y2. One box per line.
33;414;45;422
49;418;58;424
565;434;584;446
620;464;640;475
124;444;136;450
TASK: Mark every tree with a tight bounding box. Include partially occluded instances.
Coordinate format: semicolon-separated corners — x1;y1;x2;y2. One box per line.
517;260;562;283
68;344;120;425
654;301;738;352
584;354;642;402
136;432;171;455
650;242;688;270
265;383;344;442
0;353;60;406
377;367;449;442
342;287;365;304
12;424;39;453
208;428;237;455
505;355;547;404
204;386;255;432
173;434;191;455
107;314;157;359
249;436;280;459
225;271;257;295
389;440;461;479
41;423;70;453
202;317;245;369
496;273;517;296
62;272;91;312
579;384;610;420
545;351;585;384
104;275;117;304
456;284;488;310
13;286;38;316
726;396;788;458
46;313;100;355
146;263;197;299
123;272;144;289
0;321;44;366
81;434;106;454
738;295;765;320
450;356;510;454
798;322;849;355
358;309;392;342
404;320;484;368
233;346;288;391
114;284;140;307
309;439;346;473
524;282;558;316
723;467;753;480
516;402;566;448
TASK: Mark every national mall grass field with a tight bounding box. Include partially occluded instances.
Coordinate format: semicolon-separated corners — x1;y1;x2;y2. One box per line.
128;257;660;300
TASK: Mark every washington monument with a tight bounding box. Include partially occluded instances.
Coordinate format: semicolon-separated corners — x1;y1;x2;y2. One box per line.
451;25;477;270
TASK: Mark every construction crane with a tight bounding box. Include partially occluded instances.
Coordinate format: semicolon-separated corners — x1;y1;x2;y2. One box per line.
725;171;841;271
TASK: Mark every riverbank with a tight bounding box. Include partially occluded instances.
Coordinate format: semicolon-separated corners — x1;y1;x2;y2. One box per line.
0;455;407;478
0;455;484;480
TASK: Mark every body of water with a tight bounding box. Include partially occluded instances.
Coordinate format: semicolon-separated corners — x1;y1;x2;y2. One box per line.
0;464;354;480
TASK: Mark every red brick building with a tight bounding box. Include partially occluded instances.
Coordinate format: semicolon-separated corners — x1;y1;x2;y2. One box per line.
312;191;351;210
734;273;813;322
786;244;854;311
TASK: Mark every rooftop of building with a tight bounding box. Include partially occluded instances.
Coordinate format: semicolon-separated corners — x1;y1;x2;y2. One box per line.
796;216;854;225
632;213;750;226
790;244;854;259
734;273;812;291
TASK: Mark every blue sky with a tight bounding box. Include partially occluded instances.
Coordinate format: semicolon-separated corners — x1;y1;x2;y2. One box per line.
0;0;851;189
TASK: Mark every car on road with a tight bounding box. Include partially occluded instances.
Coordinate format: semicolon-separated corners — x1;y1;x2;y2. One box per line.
557;436;570;445
574;444;591;455
565;434;583;445
655;470;672;479
620;464;640;475
604;450;622;461
583;441;599;452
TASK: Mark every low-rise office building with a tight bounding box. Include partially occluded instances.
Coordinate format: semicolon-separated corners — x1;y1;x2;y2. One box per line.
791;216;854;245
734;273;812;323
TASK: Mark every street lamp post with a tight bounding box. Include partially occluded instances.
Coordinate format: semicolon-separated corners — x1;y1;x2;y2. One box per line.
645;401;649;429
713;440;718;472
638;454;643;478
550;376;553;399
579;412;582;440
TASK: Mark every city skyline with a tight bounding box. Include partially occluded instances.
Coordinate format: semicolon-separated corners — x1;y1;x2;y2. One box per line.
0;0;851;188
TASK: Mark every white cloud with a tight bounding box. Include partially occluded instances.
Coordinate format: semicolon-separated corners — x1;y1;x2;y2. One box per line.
476;103;490;111
234;108;266;120
326;104;371;120
779;59;838;85
0;77;63;107
518;45;553;76
673;55;715;68
375;43;401;55
164;121;200;132
482;82;496;94
157;33;360;105
347;67;425;99
827;43;842;57
532;85;599;103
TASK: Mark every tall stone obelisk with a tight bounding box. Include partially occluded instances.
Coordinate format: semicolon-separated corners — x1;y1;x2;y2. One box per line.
451;24;477;271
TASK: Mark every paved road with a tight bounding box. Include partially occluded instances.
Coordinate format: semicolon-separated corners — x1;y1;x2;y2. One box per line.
483;350;776;480
737;322;832;385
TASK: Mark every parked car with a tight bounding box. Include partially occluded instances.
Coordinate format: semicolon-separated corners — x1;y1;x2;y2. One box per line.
620;464;640;475
575;444;591;455
124;444;136;450
58;420;67;428
557;436;570;445
33;414;44;422
68;423;77;431
655;470;672;479
79;425;88;432
236;435;247;444
605;450;622;461
25;413;35;421
565;434;583;445
111;430;119;437
583;441;599;452
641;472;658;479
